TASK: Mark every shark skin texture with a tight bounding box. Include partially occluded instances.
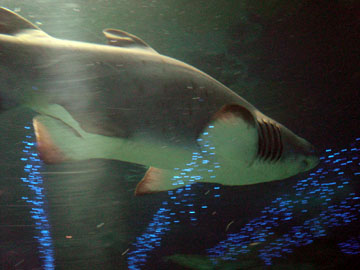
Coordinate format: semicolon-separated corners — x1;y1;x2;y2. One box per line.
0;7;319;195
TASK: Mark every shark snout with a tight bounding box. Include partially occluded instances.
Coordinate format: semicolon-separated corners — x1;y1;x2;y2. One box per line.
280;126;320;172
301;143;320;171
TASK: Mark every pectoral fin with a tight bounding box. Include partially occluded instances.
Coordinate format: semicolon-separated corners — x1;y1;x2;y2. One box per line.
135;166;204;196
135;167;177;195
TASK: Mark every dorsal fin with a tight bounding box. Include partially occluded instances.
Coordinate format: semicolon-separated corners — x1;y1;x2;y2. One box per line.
103;28;158;53
0;7;42;35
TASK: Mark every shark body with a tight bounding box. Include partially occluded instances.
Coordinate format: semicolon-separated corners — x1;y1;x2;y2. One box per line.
0;8;319;195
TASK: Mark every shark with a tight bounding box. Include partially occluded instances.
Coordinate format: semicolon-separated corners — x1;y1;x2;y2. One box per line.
0;7;319;195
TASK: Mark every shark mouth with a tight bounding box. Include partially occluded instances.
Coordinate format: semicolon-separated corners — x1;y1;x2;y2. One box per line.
257;119;283;162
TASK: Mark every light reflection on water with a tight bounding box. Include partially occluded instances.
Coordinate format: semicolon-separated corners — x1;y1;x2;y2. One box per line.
18;120;359;269
20;124;55;270
127;127;221;270
128;137;359;269
208;138;359;265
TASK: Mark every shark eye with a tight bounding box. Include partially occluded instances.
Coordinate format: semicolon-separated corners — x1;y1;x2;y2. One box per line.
301;159;309;170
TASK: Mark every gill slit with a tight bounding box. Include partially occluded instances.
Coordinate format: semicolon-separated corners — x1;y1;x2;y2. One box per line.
257;119;283;162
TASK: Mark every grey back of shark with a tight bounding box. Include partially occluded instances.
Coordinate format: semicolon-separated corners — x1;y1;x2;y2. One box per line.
0;7;319;195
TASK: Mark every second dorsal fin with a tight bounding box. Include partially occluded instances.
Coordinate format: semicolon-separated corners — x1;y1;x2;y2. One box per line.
103;28;158;53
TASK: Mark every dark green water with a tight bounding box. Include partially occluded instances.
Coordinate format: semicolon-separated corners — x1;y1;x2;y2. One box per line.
0;1;359;269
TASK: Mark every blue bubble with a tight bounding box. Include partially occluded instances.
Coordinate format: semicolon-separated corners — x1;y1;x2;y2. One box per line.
20;123;55;269
127;129;221;269
207;137;360;265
